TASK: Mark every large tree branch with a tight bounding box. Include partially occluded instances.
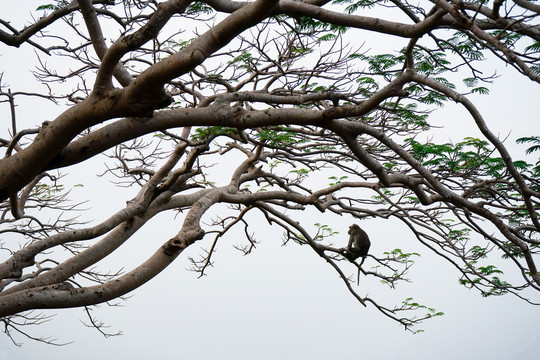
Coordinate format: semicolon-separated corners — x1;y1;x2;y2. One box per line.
48;69;412;170
92;0;192;92
0;225;204;317
123;0;280;100
278;0;447;38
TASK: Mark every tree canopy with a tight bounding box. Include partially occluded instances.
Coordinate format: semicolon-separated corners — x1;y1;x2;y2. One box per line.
1;0;539;344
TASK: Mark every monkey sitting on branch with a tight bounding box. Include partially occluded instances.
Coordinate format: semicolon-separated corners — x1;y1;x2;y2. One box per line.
343;224;371;284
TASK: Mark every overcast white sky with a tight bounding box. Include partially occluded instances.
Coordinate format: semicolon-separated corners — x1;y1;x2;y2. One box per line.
1;2;540;359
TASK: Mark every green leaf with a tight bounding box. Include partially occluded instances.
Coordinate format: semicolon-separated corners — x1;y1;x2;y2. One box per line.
318;34;337;42
191;126;237;140
516;136;540;154
471;87;489;95
255;127;303;147
525;41;540;52
477;265;503;275
37;4;58;10
186;1;214;15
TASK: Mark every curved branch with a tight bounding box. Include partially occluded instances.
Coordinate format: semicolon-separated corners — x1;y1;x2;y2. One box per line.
409;71;540;285
278;0;447;38
123;0;280;99
93;0;192;92
77;0;133;87
512;0;540;13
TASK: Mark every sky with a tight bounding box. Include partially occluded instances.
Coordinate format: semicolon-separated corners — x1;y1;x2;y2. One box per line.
1;2;540;359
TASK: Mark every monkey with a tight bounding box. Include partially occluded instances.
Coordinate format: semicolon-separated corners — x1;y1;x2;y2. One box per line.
344;224;371;285
345;224;371;261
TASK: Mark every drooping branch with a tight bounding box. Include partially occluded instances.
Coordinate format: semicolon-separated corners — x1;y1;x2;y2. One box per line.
430;0;540;83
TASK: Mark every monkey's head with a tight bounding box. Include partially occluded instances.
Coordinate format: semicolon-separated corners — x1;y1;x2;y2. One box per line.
348;224;360;234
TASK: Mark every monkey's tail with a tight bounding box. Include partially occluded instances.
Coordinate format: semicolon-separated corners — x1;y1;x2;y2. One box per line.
356;257;366;286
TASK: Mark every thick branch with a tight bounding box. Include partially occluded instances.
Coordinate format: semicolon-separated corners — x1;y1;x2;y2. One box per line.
279;0;447;38
124;0;279;99
0;232;198;317
93;0;192;92
512;0;540;13
77;0;133;87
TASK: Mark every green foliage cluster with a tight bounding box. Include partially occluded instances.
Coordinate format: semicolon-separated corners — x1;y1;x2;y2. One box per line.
410;137;503;177
332;0;381;13
32;182;64;200
255;127;302;147
228;51;260;71
186;1;214;15
517;136;540;177
191;126;238;141
36;1;69;11
294;16;348;35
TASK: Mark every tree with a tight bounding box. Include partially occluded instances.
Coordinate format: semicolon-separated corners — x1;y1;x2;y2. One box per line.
0;0;539;344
